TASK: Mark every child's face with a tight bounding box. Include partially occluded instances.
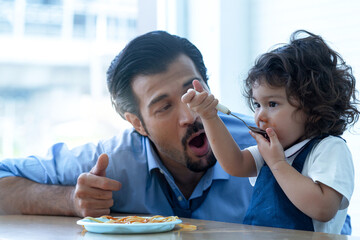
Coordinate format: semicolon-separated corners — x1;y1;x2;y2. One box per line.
252;82;307;149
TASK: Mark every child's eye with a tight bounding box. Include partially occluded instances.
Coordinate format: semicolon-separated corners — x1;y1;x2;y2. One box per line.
252;102;260;109
269;101;278;107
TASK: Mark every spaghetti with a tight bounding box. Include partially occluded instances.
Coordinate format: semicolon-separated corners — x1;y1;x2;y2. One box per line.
85;215;179;224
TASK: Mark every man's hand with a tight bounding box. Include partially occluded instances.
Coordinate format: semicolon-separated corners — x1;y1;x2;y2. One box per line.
72;153;121;217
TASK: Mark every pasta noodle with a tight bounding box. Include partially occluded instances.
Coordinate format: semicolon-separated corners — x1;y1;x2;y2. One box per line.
177;223;197;231
85;215;179;224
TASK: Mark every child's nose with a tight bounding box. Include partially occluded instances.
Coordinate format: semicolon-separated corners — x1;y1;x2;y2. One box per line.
256;108;268;125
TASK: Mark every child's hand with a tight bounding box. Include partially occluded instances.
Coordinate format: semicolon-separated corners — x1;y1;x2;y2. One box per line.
250;128;286;169
181;80;219;120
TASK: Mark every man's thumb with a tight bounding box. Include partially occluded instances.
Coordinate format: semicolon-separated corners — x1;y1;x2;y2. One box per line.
90;153;109;177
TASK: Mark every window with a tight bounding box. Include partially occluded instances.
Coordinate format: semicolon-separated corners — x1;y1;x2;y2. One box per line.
0;0;138;157
73;13;96;39
24;0;63;37
0;0;15;34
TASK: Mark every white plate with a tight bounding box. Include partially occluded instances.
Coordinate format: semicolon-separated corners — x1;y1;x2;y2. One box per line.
77;216;182;234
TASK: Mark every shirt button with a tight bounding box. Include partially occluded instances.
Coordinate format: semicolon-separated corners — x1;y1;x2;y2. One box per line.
177;196;183;201
159;169;164;174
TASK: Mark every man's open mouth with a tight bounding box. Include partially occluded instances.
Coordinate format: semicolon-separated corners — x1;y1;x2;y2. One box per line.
187;132;209;156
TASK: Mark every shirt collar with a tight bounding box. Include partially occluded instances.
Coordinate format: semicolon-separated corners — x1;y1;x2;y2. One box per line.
284;138;311;158
145;137;168;173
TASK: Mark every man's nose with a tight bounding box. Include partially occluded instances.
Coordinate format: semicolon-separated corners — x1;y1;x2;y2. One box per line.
179;102;197;127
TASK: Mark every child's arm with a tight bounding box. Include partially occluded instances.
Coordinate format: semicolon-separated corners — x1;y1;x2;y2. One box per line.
181;80;256;177
253;128;343;222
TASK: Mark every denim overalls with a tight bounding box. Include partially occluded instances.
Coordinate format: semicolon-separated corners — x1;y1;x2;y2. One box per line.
243;136;326;231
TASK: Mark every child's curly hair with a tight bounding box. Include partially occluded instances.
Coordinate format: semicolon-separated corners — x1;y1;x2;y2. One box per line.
244;30;359;138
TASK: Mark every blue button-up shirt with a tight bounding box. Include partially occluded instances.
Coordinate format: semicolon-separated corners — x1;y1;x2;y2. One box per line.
0;113;256;223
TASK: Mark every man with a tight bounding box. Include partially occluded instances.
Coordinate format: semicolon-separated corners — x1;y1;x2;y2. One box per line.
0;31;255;222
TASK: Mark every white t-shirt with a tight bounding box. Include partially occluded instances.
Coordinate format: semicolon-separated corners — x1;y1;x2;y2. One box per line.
246;136;354;234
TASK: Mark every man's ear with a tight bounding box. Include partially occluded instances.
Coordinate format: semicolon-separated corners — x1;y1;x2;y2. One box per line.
124;112;148;136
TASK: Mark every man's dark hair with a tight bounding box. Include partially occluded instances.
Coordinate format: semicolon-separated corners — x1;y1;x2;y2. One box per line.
244;30;359;137
107;31;208;120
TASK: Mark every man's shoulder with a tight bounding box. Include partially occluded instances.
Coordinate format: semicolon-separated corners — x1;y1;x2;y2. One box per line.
100;128;146;153
99;128;152;173
219;112;254;125
218;112;256;147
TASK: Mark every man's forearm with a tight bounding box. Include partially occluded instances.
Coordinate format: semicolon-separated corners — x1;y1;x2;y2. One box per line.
0;176;76;216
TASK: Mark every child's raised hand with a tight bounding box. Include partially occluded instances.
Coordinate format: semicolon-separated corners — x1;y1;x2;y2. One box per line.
250;128;286;170
181;80;219;120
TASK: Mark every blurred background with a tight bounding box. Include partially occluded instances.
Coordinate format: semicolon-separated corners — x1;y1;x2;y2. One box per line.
0;0;359;235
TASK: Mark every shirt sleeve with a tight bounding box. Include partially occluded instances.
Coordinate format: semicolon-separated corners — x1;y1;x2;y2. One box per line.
305;136;354;210
0;141;102;185
246;145;264;176
245;145;264;186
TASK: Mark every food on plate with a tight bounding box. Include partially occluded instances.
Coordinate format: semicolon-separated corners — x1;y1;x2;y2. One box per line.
84;215;179;224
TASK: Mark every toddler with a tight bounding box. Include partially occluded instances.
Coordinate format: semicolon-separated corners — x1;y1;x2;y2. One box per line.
181;30;359;233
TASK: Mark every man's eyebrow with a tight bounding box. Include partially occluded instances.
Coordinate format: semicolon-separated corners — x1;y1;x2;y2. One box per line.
148;94;168;109
148;77;202;109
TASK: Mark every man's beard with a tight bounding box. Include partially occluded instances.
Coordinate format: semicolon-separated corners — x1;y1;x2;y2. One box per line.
181;121;217;172
185;152;217;172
